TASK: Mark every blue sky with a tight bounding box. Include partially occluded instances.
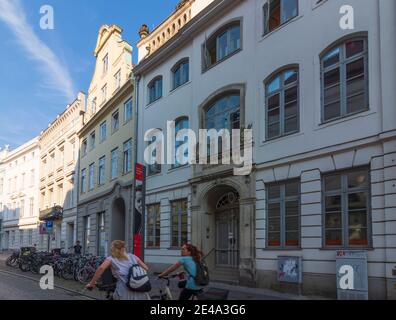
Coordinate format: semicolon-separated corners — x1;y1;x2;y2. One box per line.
0;0;179;149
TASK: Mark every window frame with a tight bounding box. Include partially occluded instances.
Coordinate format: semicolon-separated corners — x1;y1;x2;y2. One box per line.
99;121;107;143
202;19;243;72
171;58;190;91
111;148;118;180
266;180;301;249
146;203;161;248
81;168;87;194
320;36;369;123
172;117;189;169
265;67;300;140
170;199;188;248
124;99;133;123
123;139;132;174
147;76;163;105
112;110;119;133
98;156;106;186
263;0;299;36
88;163;95;191
322;167;372;249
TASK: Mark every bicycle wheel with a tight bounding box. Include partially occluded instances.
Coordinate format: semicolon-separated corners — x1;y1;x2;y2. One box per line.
77;268;93;284
61;263;74;280
19;260;31;272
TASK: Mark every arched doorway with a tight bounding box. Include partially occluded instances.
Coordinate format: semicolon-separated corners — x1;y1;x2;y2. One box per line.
111;197;126;242
204;185;240;270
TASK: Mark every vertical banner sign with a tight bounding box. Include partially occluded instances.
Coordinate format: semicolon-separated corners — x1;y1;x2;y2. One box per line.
133;163;146;259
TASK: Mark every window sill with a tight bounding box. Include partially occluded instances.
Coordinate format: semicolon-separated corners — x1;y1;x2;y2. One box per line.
111;129;119;136
260;15;303;42
146;97;163;108
262;247;302;251
202;48;242;74
319;246;374;251
168;164;190;173
170;81;191;94
260;131;304;147
147;171;162;179
315;108;373;131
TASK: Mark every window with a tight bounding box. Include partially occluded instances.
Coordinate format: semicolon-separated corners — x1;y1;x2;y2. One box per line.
171;200;188;247
89;163;95;191
100;121;107;142
264;0;298;35
0;178;3;194
92;98;97;114
172;59;189;90
323;169;370;248
204;22;241;69
82;139;88;156
111;148;118;179
123;139;132;173
19;230;24;246
267;180;300;248
20;200;25;218
30;170;35;187
321;38;368;122
265;68;299;139
81;169;87;194
84;215;91;253
89;132;96;150
204;94;240;157
21;173;25;190
148;135;162;176
57;184;63;205
98;156;106;185
103;54;108;74
173;117;189;168
97;212;106;256
147;204;161;247
112;110;119;133
102;85;107;103
148;77;163;104
28;229;33;246
29;198;34;217
124;99;133;123
115;70;121;90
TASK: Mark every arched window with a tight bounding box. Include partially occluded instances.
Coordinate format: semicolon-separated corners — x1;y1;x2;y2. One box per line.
265;68;299;139
321;37;368;122
172;59;189;90
173;117;189;168
203;21;241;70
148;76;163;104
205;94;240;131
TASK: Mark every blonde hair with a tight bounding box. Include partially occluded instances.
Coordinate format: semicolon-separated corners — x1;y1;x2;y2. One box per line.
110;240;128;260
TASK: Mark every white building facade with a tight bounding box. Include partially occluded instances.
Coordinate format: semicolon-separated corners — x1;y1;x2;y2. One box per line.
0;139;40;250
134;0;396;299
38;93;85;252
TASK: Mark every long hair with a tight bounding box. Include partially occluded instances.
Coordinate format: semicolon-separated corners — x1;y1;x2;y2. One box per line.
184;243;203;263
110;240;128;261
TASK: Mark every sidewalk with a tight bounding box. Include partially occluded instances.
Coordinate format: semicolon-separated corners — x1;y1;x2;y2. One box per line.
0;253;329;300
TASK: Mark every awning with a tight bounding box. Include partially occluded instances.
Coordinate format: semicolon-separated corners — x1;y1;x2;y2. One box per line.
39;206;63;221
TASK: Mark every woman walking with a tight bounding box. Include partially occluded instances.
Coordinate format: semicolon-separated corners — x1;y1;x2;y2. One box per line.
86;240;149;300
158;243;204;300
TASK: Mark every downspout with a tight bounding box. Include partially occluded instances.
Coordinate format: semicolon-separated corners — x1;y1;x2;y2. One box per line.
131;73;140;254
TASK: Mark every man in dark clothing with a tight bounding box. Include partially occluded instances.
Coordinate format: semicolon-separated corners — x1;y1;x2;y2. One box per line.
74;241;82;255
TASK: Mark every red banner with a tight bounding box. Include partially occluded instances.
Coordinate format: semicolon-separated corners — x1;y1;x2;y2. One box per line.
133;234;142;259
135;163;144;182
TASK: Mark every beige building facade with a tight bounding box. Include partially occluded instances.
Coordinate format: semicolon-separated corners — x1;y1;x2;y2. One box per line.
77;25;134;256
0;138;40;250
38;93;85;251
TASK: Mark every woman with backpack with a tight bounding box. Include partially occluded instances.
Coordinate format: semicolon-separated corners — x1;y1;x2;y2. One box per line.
86;240;149;300
158;243;206;300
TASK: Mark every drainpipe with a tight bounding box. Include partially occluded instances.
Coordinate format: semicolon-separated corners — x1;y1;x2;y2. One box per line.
131;74;141;254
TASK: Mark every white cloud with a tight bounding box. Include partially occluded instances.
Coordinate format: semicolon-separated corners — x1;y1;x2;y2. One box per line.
0;0;75;101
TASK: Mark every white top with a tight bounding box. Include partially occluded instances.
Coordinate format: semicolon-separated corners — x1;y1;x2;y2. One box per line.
106;253;137;283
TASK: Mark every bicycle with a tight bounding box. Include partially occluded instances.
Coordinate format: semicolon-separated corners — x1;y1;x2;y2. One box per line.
150;272;203;300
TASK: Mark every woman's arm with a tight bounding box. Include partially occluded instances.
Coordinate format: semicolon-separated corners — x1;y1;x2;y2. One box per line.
86;259;112;289
158;261;182;278
136;256;149;272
